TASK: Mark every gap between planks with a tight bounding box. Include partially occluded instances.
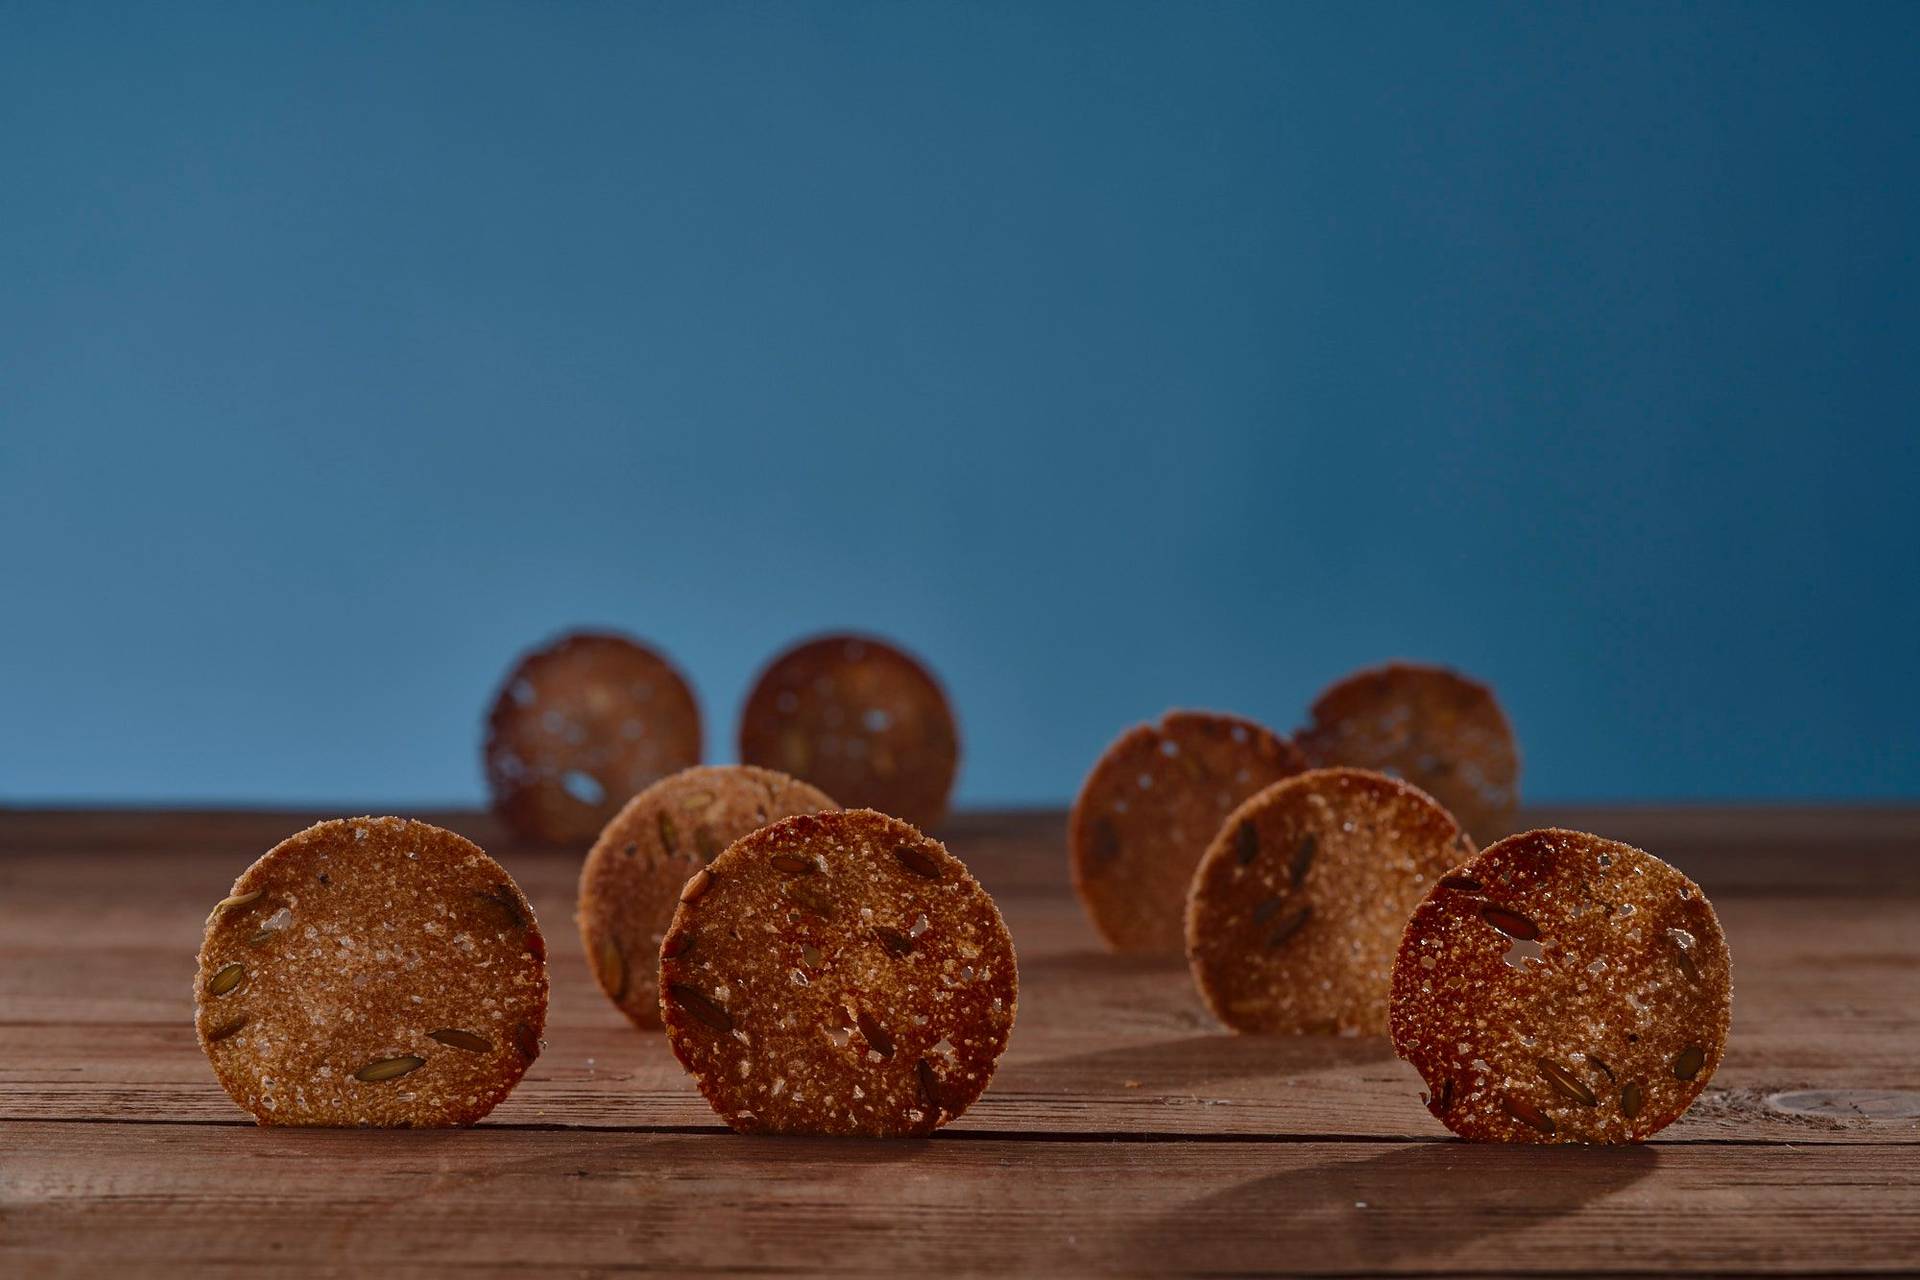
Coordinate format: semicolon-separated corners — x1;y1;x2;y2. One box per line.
11;1113;1914;1149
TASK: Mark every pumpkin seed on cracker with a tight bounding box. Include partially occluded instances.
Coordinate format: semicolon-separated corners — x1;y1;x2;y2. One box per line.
577;764;837;1029
193;817;548;1127
484;630;702;846
1185;767;1471;1035
660;808;1016;1137
1071;710;1307;953
1389;827;1732;1144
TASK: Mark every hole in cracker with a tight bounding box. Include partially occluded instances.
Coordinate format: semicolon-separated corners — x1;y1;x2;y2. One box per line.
1502;937;1547;971
248;906;293;946
562;770;605;806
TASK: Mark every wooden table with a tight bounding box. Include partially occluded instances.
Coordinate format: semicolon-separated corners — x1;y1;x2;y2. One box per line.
3;806;1917;1275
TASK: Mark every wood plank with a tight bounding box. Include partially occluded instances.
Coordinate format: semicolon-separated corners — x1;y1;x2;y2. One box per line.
3;1122;1916;1276
6;804;1919;897
6;1021;1914;1145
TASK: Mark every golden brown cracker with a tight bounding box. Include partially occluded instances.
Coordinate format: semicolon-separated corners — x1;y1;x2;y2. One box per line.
577;765;836;1029
1389;828;1732;1144
484;630;703;846
737;634;959;831
1186;767;1470;1035
194;817;548;1127
1296;661;1520;842
659;808;1016;1136
1070;710;1307;953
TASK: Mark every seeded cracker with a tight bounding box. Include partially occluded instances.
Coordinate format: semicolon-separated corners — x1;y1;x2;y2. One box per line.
660;809;1016;1136
578;765;837;1028
485;630;703;846
1186;768;1471;1035
1296;661;1520;842
1071;711;1307;953
194;817;548;1127
737;634;959;831
1389;828;1732;1144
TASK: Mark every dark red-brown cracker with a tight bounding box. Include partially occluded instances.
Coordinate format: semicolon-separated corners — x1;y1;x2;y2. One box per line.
737;634;959;830
1389;828;1732;1144
577;765;836;1029
194;817;548;1127
1186;767;1471;1035
660;808;1016;1137
1070;711;1307;954
485;630;702;846
1296;662;1520;842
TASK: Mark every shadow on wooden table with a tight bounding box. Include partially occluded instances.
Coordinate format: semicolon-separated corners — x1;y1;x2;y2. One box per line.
1024;1031;1399;1096
1129;1142;1659;1271
1016;949;1192;981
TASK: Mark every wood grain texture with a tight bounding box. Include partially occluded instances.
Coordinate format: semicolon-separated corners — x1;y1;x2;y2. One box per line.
2;805;1918;1275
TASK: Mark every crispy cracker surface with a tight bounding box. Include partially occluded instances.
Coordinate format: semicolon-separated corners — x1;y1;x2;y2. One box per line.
1297;662;1519;843
1071;711;1306;954
660;809;1016;1137
194;817;548;1127
737;634;959;830
1186;767;1470;1035
1389;828;1732;1144
485;630;702;845
578;765;836;1028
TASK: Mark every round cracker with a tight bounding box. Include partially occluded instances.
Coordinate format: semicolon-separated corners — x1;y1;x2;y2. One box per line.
659;808;1016;1137
736;634;959;831
484;630;703;846
194;817;548;1127
1389;828;1732;1144
1186;767;1471;1036
1296;662;1520;842
577;765;837;1029
1070;711;1307;954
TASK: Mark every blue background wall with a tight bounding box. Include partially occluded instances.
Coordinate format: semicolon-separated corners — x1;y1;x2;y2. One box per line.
3;1;1915;808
